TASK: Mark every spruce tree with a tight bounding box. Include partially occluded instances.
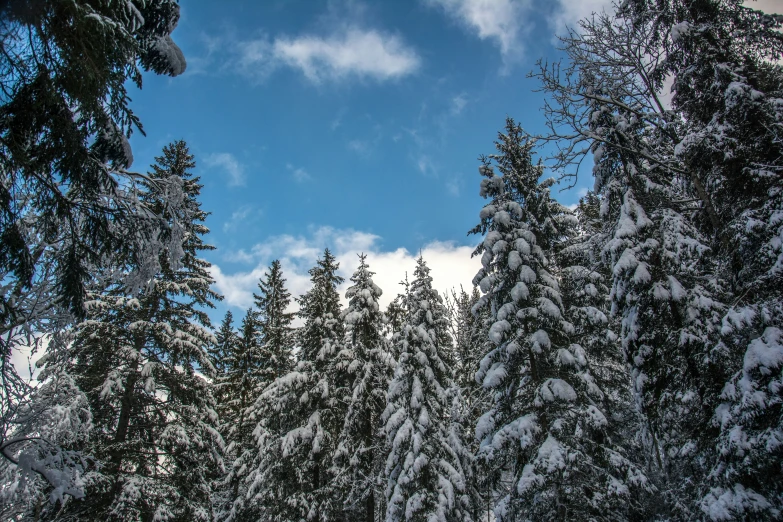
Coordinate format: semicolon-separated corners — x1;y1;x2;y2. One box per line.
270;249;346;521
217;309;264;522
255;260;296;379
470;120;647;520
332;254;395;522
222;261;296;521
382;256;470;522
211;310;237;378
615;1;783;516
36;141;223;520
242;261;300;521
0;0;188;329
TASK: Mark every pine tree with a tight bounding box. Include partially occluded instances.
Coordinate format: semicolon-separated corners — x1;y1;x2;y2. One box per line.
470;120;648;520
32;141;223;520
332;254;395;522
382;256;471;522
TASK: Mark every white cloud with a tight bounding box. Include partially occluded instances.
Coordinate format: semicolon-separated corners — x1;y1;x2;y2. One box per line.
425;0;531;61
548;0;615;36
271;27;420;83
209;227;481;318
204;152;246;187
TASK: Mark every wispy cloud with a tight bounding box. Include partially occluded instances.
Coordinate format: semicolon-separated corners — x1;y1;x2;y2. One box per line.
424;0;531;64
450;93;468;115
204;152;246;187
446;176;462;197
286;163;312;183
417;155;438;176
210;226;481;316
331;107;347;131
223;205;262;233
347;123;383;158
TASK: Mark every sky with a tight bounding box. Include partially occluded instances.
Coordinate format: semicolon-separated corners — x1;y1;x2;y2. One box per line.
123;0;776;322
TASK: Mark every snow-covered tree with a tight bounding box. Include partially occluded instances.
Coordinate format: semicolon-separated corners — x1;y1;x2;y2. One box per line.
1;2;192;499
216;309;264;522
532;9;748;515
24;141;224;520
254;259;296;380
470;119;648;520
444;286;490;520
332;254;395;522
260;249;346;521
221;261;296;521
0;0;188;325
210;310;237;378
613;1;783;516
382;256;471;522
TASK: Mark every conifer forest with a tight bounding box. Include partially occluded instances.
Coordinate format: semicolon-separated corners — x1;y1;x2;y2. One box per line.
1;0;783;520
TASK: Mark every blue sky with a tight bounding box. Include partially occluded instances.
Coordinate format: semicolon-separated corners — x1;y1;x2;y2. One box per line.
127;0;612;319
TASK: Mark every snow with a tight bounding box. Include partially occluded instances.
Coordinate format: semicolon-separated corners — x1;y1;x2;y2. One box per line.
494;210;511;226
670;21;691;43
488;320;511;344
482;362;508;388
530;330;551;353
508;251;522;270
538;378;577;402
743;328;783;375
514;238;531;255
585;405;608;427
701;484;772;521
519;265;536;283
152;35;187;76
535;434;567;473
536;297;561;319
511;281;529;302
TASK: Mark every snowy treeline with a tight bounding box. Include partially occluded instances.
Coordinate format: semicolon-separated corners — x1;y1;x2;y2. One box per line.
2;0;782;521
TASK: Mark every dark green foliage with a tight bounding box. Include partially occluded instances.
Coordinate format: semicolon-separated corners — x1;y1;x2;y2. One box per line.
0;0;188;324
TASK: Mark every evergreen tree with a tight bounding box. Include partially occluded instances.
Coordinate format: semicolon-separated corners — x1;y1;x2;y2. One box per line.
222;261;296;521
533;10;738;516
615;1;783;516
32;141;223;520
382;256;471;522
0;0;188;329
210;310;237;377
269;249;346;521
332;254;395;522
470;120;647;520
446;286;490;520
217;309;264;522
255;260;296;379
242;260;302;521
